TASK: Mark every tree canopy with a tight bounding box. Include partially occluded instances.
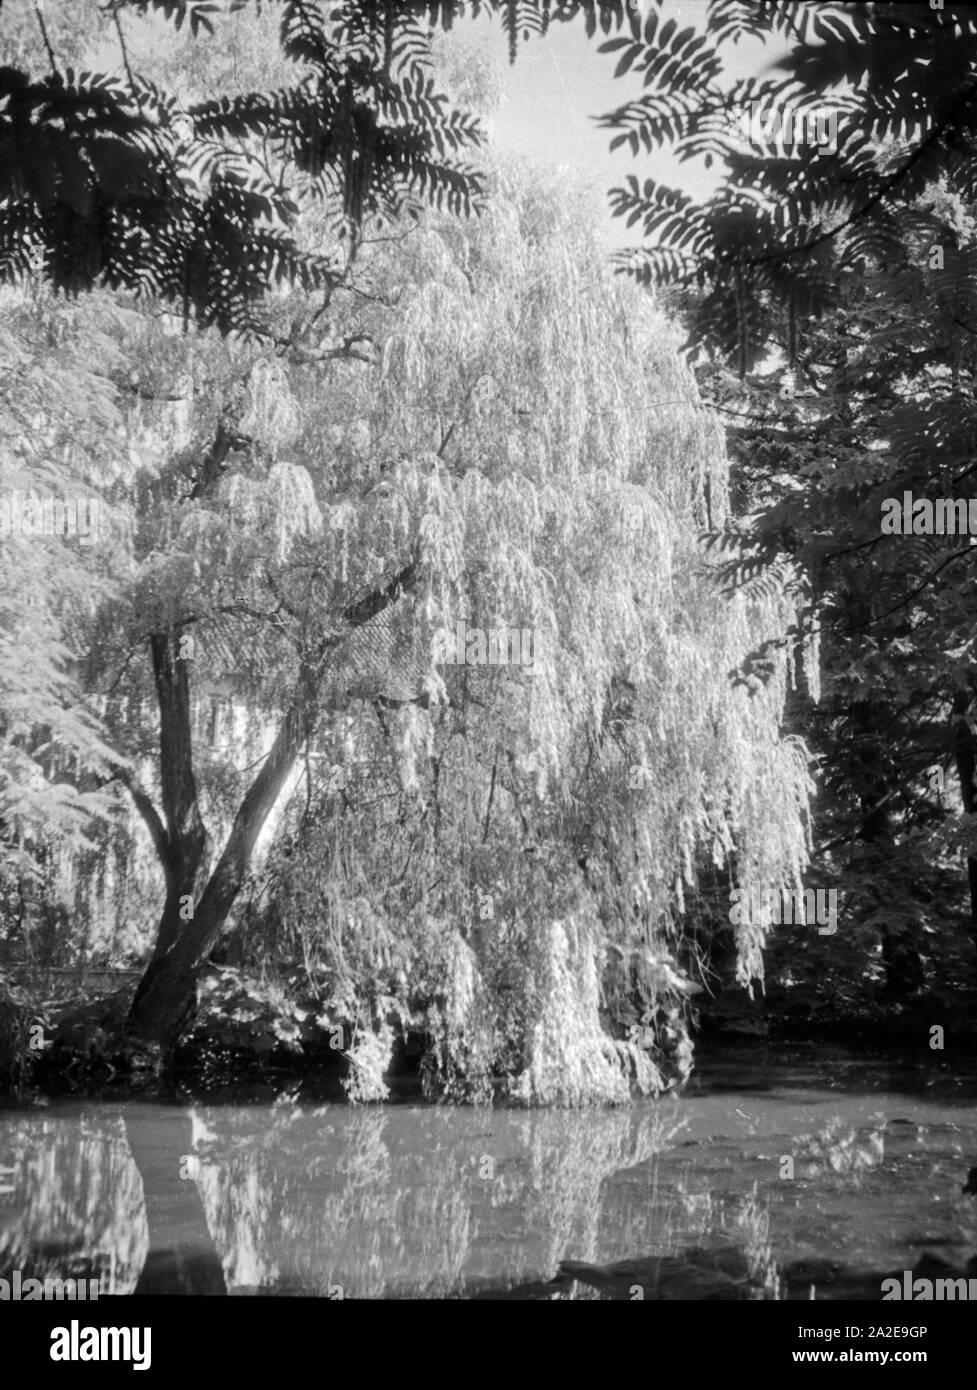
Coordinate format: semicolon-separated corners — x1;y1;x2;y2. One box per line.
0;1;641;332
0;0;820;1100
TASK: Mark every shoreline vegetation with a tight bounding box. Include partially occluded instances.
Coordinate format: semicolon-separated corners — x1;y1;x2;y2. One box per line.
5;963;975;1102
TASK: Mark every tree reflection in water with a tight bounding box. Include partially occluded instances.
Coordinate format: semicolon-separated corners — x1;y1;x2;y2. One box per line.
0;1098;962;1299
125;1103;226;1295
0;1105;228;1296
190;1100;691;1296
0;1108;146;1294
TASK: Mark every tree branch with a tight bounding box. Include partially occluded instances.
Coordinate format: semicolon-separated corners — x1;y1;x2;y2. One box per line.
186;419;251;501
340;553;421;627
32;0;59;78
111;2;137;98
109;766;171;878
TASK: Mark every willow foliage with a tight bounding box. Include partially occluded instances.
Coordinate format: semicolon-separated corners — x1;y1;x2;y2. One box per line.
0;0;817;1091
1;146;813;1098
251;163;814;1103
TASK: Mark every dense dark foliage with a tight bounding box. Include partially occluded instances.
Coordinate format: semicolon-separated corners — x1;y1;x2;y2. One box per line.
601;0;977;1033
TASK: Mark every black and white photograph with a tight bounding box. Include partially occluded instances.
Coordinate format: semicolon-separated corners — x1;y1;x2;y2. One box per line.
0;0;974;1368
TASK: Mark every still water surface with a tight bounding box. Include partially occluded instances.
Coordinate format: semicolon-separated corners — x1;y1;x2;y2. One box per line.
1;1047;975;1298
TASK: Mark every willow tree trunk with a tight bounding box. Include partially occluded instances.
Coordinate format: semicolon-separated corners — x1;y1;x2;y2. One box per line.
128;648;322;1046
126;554;421;1049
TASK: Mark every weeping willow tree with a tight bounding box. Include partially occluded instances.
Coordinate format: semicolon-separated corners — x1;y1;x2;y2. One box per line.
221;160;816;1104
0;0;814;1089
1;141;812;1096
0;0;814;1104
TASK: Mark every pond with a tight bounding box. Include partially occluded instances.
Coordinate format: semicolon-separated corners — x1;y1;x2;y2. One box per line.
2;1046;975;1299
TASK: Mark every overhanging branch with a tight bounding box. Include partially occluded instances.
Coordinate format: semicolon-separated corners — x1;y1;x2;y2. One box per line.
108;765;172;877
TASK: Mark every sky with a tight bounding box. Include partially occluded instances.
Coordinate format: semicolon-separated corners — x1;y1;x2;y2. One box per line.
459;0;785;248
